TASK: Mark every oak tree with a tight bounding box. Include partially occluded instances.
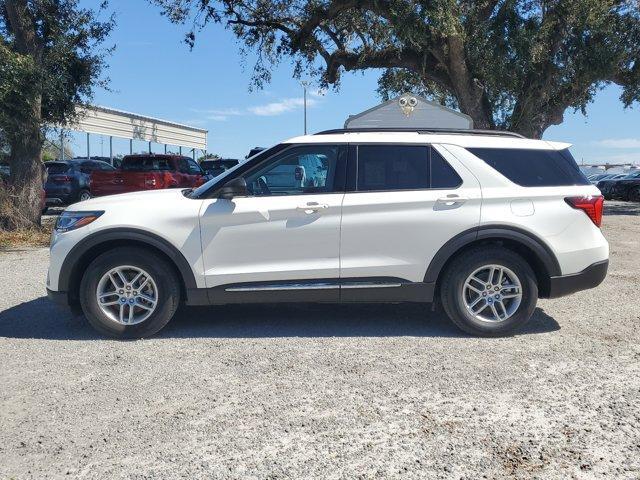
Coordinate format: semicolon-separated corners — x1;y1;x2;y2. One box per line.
0;0;113;229
154;0;640;138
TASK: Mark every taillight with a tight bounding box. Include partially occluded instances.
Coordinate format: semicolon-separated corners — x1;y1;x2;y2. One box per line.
565;195;604;227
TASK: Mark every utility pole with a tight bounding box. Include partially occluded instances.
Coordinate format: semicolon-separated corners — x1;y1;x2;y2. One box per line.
301;80;310;135
60;130;65;161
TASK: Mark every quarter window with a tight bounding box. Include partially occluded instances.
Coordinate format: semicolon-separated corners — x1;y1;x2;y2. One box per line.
355;145;462;191
467;148;589;187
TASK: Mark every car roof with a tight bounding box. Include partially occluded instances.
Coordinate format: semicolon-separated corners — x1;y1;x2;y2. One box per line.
283;131;571;150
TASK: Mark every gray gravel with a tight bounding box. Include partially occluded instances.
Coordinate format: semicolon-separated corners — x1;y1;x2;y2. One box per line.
1;201;639;479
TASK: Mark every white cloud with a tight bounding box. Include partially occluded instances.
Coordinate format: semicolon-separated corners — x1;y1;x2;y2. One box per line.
248;97;318;116
189;108;243;121
593;138;640;149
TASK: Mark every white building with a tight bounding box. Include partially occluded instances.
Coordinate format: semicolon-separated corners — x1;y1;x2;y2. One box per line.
344;94;473;130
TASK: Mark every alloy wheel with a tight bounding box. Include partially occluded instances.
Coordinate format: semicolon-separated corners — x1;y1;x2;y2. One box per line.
96;266;158;325
462;264;523;323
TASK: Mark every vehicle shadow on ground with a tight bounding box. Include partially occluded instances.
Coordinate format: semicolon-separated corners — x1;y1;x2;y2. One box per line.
0;298;560;340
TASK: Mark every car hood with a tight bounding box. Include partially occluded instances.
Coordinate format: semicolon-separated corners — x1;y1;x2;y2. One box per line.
66;188;190;211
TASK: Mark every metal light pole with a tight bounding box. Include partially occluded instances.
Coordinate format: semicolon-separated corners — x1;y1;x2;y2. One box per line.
301;80;310;135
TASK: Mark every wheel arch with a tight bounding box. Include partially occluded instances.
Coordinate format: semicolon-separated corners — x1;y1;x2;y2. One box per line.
59;228;197;306
425;225;561;299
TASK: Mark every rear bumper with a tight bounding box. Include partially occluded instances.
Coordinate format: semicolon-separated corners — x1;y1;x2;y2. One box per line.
547;260;608;298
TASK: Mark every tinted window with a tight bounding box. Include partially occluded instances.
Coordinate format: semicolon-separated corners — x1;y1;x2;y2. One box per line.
431;149;462;188
122;157;171;171
244;145;342;196
96;161;115;171
46;162;70;174
355;145;461;191
468;148;589;187
187;159;202;175
357;145;429;191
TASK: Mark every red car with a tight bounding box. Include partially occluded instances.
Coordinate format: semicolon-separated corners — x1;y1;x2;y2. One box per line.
90;154;208;197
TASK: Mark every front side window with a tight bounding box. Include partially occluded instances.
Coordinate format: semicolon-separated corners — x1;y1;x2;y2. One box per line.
244;145;342;196
355;145;462;191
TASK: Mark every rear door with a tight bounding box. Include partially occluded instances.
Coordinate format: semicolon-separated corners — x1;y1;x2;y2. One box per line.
339;143;482;291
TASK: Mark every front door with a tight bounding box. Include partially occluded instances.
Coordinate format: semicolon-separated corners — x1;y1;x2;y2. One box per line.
199;144;346;297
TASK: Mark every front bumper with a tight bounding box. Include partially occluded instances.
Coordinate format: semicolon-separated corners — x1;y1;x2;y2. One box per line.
547;260;609;298
47;288;69;305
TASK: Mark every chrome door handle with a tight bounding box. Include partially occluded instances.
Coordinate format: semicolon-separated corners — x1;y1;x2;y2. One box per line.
436;195;469;206
297;203;329;214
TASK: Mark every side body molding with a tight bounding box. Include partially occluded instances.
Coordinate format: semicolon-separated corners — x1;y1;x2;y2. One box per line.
58;228;198;294
424;225;562;283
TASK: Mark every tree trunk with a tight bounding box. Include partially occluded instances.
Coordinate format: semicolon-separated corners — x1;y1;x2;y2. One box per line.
444;37;494;130
0;101;44;230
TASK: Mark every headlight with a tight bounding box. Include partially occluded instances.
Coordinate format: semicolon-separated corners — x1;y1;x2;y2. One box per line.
55;211;104;232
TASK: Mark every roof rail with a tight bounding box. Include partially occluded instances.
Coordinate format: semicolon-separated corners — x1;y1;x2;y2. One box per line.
314;127;525;139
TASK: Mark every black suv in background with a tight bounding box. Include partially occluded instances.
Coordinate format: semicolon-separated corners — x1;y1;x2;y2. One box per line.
596;170;640;200
200;158;239;177
44;159;115;211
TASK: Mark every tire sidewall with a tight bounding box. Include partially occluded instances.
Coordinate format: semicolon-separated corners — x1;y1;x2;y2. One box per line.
443;250;538;336
78;190;91;202
80;248;180;338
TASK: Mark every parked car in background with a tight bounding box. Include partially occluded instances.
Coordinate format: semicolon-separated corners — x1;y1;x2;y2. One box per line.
90;154;208;197
43;159;115;211
588;173;628;185
246;147;265;158
597;171;640;199
605;171;640;201
200;158;239;177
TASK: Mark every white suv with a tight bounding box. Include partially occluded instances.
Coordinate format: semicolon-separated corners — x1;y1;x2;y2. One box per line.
47;128;609;338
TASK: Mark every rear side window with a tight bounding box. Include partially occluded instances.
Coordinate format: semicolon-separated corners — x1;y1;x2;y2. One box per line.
356;145;462;191
468;148;589;187
46;163;69;174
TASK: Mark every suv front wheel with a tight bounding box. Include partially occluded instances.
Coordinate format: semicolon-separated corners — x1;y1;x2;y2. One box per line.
79;247;181;338
440;247;538;336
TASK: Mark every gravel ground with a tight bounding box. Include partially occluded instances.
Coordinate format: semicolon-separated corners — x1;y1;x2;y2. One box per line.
1;201;639;479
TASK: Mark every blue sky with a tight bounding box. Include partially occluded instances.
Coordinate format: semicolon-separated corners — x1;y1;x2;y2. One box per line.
64;0;640;165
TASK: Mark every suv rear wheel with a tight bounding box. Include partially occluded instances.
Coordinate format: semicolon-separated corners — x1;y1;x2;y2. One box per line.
440;247;538;336
79;247;180;338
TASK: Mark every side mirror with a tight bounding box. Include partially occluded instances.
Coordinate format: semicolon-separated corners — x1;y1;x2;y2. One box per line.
218;176;247;199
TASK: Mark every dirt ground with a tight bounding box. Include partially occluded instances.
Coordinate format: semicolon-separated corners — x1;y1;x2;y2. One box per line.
1;202;639;479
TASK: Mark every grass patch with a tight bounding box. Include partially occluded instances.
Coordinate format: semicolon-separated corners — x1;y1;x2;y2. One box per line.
0;218;55;249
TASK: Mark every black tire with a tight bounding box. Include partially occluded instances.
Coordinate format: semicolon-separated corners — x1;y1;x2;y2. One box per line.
628;186;640;203
440;247;538;336
78;189;92;202
79;247;181;338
